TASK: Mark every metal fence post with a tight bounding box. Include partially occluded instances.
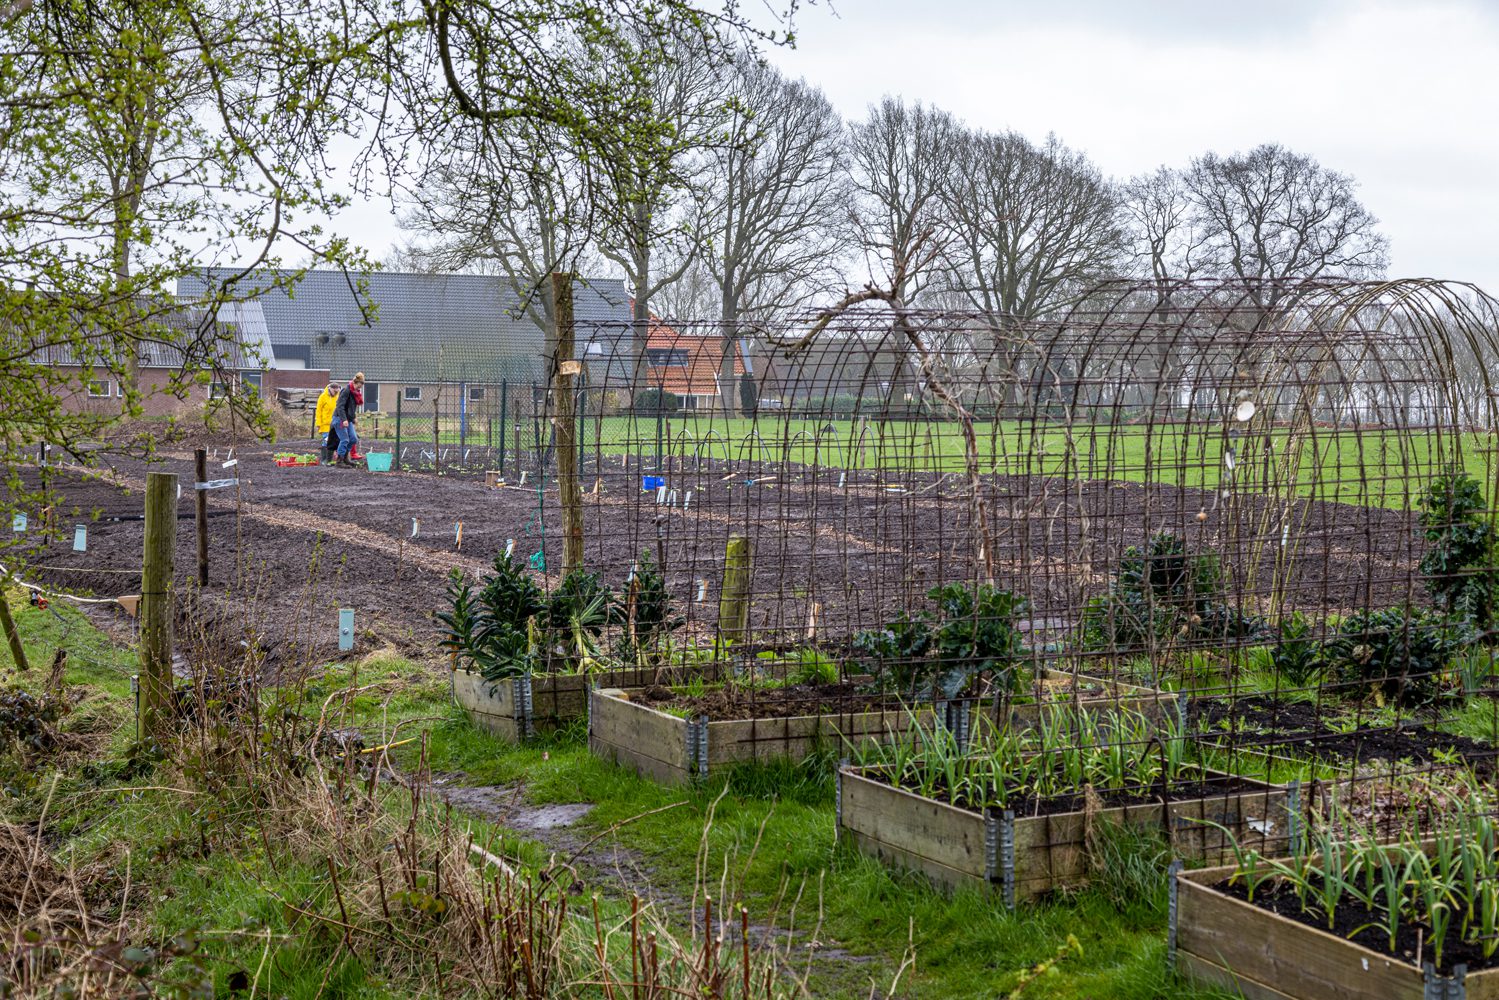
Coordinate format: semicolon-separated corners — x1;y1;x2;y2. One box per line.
500;380;508;476
394;392;402;470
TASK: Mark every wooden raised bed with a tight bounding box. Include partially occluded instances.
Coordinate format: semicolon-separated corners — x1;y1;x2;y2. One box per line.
1173;862;1483;1000
838;764;1300;907
587;687;936;787
452;664;722;742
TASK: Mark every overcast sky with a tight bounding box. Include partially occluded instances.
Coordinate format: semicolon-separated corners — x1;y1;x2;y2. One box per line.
338;0;1499;292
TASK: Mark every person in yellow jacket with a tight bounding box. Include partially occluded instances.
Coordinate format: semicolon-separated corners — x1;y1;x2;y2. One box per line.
314;381;341;463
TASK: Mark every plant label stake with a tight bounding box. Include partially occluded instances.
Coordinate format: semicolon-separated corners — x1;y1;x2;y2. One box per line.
72;524;86;552
696;580;707;602
222;458;238;469
338;608;355;651
454;521;463;550
505;538;515;558
411;518;419;538
838;472;846;489
11;514;24;533
683;490;693;511
667;488;678;507
656;485;667;504
518;471;528;486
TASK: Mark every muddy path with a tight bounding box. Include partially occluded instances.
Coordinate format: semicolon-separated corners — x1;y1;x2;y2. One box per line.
424;773;879;996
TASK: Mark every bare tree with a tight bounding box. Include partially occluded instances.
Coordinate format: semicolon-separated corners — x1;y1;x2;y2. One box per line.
939;130;1125;321
847;97;960;304
592;34;727;392
695;57;847;413
394;122;597;334
936;130;1126;408
1182;143;1389;311
1119;166;1206;415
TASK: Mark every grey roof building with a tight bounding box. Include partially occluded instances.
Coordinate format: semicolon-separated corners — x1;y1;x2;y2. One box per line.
177;269;630;391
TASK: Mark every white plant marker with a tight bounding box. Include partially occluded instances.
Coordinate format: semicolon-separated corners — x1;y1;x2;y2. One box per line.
73;524;86;551
683;490;693;511
411;518;420;538
505;538;515;558
696;580;707;602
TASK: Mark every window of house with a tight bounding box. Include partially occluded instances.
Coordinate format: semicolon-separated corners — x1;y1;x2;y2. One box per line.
86;379;111;398
241;372;262;395
647;348;689;367
209;381;230;399
404;386;422;401
468;386;485;401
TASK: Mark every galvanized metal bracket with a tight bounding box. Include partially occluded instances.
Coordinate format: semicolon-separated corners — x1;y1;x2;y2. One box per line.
1167;858;1184;973
986;809;1016;909
685;716;710;780
936;699;973;750
338;608;355;651
695;715;709;779
834;760;846;837
983;808;998;883
511;675;534;741
1424;963;1467;1000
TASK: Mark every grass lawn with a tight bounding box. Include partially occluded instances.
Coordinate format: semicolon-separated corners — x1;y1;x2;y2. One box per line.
361;410;1497;510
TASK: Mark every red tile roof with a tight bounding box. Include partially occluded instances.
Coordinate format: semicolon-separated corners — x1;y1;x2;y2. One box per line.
644;318;744;398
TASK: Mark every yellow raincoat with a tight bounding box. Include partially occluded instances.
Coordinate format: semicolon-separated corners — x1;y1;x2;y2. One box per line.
314;386;339;435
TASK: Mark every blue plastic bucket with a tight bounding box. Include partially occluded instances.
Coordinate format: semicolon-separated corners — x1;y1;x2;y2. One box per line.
366;452;393;472
641;475;665;491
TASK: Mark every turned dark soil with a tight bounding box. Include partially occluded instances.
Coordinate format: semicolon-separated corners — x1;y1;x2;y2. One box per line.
1192;695;1499;768
7;436;1429;662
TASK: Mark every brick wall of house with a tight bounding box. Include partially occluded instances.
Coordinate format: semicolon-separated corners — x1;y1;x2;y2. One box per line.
51;365;216;417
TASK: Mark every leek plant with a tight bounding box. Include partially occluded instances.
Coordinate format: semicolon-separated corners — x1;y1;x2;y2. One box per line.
1212;782;1499;970
849;705;1196;810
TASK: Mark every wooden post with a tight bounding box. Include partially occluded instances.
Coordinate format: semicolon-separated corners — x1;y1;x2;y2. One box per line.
717;534;753;648
499;380;508;476
550;272;584;576
193;448;209;586
140;471;177;740
0;584;29;672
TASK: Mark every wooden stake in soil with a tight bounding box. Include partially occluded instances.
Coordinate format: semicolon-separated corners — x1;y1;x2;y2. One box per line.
193;448;209;586
140;471;177;740
717;534;753;649
550;272;584;576
0;583;30;672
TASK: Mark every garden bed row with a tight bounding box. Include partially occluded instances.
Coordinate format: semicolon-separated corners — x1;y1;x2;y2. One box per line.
837;763;1298;906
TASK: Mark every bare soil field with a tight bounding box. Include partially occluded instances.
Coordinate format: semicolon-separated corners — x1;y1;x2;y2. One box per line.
7;438;1424;665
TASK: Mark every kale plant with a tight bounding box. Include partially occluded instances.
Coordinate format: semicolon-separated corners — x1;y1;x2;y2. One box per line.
854;582;1027;701
1419;471;1496;627
1324;606;1474;707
